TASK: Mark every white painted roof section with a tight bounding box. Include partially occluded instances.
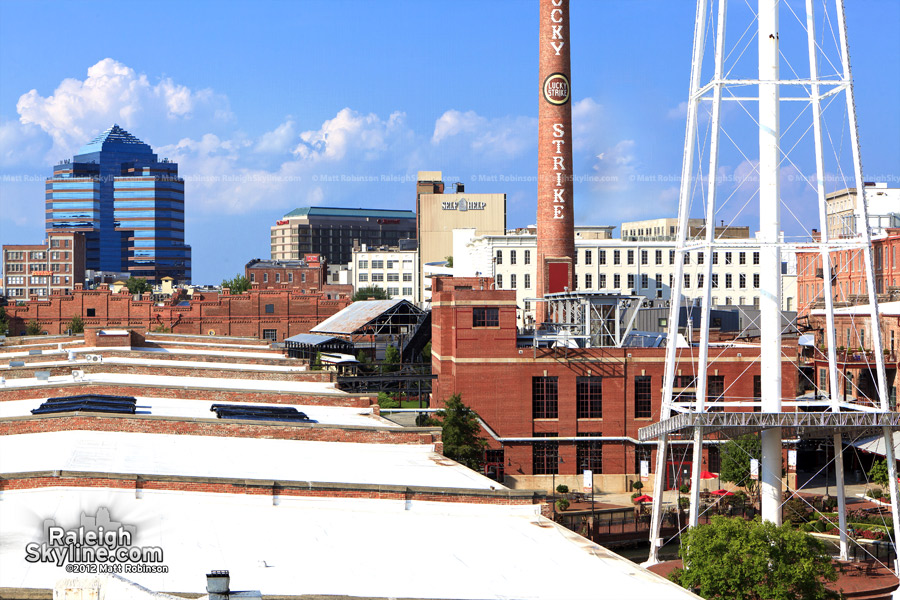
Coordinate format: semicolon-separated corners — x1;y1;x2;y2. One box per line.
0;397;395;428
851;431;899;457
0;346;288;361
1;355;308;373
810;300;900;316
0;488;700;599
0;431;491;489
0;372;347;395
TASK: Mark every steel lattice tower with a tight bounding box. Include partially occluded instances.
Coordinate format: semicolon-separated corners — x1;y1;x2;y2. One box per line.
641;0;900;570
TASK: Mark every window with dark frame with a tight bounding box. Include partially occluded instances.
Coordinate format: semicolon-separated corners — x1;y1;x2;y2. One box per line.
576;376;602;418
707;375;725;412
532;376;559;419
265;303;275;314
576;435;602;473
532;433;559;475
707;445;721;473
753;375;762;412
635;375;652;418
473;307;499;327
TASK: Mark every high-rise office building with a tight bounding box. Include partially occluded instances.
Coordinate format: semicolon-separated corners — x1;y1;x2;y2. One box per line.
45;125;191;283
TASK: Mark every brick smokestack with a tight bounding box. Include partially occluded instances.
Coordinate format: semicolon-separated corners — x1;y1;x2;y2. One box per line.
536;0;575;326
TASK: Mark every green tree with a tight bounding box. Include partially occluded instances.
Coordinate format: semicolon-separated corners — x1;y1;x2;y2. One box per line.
720;433;762;498
670;516;837;600
381;344;401;373
431;394;487;471
445;255;453;268
377;391;400;409
68;315;85;334
869;459;890;489
352;286;389;301
26;319;42;336
420;341;432;362
125;277;152;295
0;307;8;336
221;274;251;294
311;351;323;371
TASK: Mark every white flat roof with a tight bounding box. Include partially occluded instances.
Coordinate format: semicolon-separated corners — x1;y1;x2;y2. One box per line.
0;372;347;395
0;488;699;599
0;431;492;490
810;300;900;316
0;346;288;361
0;397;396;428
1;355;308;373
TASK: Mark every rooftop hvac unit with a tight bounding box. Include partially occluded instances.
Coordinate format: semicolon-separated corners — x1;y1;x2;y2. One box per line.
72;370;85;381
85;354;102;363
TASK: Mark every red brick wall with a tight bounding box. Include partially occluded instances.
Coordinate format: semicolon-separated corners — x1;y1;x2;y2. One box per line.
3;287;350;340
1;362;333;382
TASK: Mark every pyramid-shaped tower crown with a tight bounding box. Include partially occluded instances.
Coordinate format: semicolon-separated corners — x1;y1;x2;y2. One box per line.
77;124;152;155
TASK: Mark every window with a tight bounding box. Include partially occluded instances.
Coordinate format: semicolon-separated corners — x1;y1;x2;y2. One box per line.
712;273;719;288
641;250;648;265
524;250;531;265
698;274;704;288
613;250;621;265
655;273;662;288
496;274;503;288
635;376;652;418
585;274;593;288
684;253;690;265
359;273;368;282
713;252;719;265
669;250;675;265
275;273;280;283
387;273;399;282
402;287;413;296
599;274;606;287
641;274;648;289
387;260;397;269
533;437;559;475
265;303;275;314
358;260;368;269
262;329;277;341
739;252;746;265
627;274;635;289
725;252;732;265
288;272;294;283
627;250;635;265
707;446;721;472
739;273;746;289
403;273;413;282
250;273;255;282
533;376;559;419
495;250;502;265
725;273;733;288
525;273;531;288
698;252;704;265
614;273;621;289
577;438;602;473
585;250;592;265
655;250;662;265
635;445;652;475
510;250;517;265
371;259;384;269
263;273;268;283
510;274;517;289
598;250;606;265
372;273;384;282
753;273;760;288
707;375;725;411
684;273;690;288
473;307;499;327
387;287;399;295
576;376;602;418
86;308;95;317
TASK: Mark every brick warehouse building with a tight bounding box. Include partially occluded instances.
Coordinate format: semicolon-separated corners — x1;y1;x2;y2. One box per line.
430;276;798;494
2;285;349;341
245;254;352;298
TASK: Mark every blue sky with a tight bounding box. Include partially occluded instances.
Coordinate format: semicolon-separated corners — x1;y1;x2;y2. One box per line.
1;0;897;283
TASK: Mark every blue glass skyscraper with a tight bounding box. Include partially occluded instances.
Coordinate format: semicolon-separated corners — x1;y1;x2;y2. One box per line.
45;125;191;283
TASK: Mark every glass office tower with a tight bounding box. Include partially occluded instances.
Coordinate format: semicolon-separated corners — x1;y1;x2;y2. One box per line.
45;125;191;283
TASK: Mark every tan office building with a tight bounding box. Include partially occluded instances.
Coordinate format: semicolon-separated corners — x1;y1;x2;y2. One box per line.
416;171;506;302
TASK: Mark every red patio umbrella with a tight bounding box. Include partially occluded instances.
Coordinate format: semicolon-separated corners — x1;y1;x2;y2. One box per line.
699;470;718;479
711;489;734;496
633;494;653;503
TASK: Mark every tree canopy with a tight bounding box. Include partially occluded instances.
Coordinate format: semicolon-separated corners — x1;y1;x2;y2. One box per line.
0;307;8;336
670;516;837;600
431;394;487;471
222;274;251;294
381;344;401;373
26;319;42;336
125;277;152;295
869;458;889;489
68;315;85;334
352;286;389;301
719;433;762;497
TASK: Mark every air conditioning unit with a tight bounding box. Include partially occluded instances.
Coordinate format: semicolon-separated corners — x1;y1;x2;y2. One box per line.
663;300;671;308
85;354;102;363
72;370;85;381
641;299;651;308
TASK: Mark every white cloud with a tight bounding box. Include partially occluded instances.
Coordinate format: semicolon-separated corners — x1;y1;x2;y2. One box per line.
431;109;536;158
14;58;231;158
0;120;50;169
255;119;298;154
294;108;408;162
